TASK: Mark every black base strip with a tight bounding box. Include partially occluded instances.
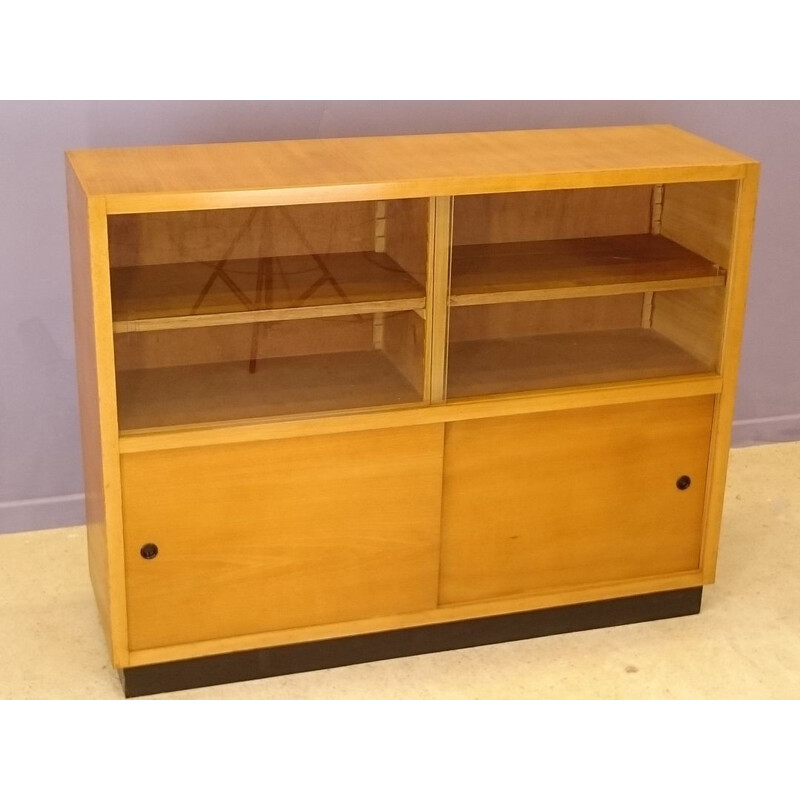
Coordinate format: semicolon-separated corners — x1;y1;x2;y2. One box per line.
120;586;703;697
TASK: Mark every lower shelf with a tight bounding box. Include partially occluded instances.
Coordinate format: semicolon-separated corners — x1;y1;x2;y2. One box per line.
117;349;420;431
120;587;703;697
447;328;709;399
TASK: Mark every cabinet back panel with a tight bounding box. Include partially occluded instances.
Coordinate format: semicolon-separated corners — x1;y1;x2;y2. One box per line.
114;316;374;371
108;202;377;267
122;425;444;650
440;396;714;604
384;198;429;284
113;321;425;432
449;295;644;342
453;186;653;246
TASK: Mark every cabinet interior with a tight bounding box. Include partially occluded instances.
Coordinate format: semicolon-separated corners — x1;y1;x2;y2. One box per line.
109;199;429;430
447;182;735;398
108;181;737;432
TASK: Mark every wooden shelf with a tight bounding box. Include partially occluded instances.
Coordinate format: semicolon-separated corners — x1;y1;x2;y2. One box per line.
449;234;724;307
446;328;711;399
111;251;425;333
116;350;421;432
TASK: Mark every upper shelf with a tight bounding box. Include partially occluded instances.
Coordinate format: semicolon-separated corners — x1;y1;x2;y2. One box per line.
111;251;425;333
449;234;725;307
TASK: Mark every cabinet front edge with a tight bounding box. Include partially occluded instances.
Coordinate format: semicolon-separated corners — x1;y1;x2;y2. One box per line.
118;375;723;453
124;569;706;667
102;165;751;215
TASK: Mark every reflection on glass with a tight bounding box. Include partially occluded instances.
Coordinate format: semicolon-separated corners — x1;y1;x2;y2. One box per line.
446;186;731;398
109;200;429;430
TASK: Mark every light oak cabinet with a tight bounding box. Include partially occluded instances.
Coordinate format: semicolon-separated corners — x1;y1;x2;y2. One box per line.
67;126;758;696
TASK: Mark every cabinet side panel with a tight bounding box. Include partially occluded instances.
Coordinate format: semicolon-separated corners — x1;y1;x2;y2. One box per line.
651;286;726;368
700;167;760;580
67;165;111;645
67;162;129;665
661;180;737;267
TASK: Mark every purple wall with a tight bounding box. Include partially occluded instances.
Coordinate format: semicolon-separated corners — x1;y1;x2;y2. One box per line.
1;101;797;533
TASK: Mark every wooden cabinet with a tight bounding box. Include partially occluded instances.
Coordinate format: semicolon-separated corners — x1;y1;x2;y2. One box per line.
66;126;759;696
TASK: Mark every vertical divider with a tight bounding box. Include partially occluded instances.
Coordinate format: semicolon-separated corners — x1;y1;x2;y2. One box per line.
426;196;454;404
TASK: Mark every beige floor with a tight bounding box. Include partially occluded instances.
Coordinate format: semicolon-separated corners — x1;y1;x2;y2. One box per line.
2;441;799;700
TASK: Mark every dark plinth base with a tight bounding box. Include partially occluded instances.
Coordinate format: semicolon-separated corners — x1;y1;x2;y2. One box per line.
120;586;702;697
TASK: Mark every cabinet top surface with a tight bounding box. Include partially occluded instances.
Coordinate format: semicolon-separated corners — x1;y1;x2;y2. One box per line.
67;125;757;213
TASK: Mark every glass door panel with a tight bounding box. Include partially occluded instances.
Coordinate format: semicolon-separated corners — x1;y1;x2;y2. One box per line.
109;199;429;431
446;183;735;399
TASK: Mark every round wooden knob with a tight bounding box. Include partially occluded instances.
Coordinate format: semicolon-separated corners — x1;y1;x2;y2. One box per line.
140;543;159;560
